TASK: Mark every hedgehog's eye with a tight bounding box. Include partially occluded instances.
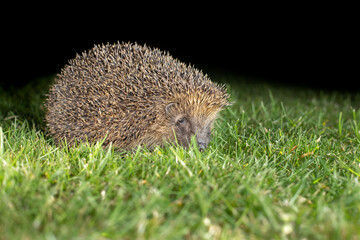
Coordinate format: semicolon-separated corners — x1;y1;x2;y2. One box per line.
177;118;185;125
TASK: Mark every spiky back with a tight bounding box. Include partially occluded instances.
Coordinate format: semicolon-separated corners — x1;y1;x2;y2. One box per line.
46;42;229;149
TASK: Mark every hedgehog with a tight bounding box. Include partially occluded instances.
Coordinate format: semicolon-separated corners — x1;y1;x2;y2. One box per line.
45;42;229;151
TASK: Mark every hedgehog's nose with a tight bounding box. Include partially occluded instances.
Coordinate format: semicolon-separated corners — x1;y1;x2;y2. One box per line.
197;142;207;152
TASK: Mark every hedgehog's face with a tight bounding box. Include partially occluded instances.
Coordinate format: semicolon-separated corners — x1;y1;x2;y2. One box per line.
173;115;212;151
165;103;214;151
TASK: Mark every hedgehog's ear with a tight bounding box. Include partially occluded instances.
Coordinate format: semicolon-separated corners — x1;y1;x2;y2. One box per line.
165;102;177;116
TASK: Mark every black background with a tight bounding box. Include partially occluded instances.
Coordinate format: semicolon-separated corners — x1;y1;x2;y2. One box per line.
2;6;358;92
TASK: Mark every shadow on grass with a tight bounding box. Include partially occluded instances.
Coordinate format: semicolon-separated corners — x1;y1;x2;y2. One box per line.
0;76;54;131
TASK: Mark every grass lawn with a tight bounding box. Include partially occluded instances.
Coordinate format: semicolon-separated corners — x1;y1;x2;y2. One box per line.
0;75;359;239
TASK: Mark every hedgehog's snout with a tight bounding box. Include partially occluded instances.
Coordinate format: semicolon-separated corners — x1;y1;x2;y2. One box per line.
195;126;211;152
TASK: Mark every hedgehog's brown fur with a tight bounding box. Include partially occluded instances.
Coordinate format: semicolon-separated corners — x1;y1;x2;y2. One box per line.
45;42;229;150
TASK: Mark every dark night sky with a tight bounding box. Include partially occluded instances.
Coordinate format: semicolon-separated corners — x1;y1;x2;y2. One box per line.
3;8;358;92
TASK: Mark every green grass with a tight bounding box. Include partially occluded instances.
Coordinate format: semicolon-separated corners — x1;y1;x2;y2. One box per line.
1;75;360;239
